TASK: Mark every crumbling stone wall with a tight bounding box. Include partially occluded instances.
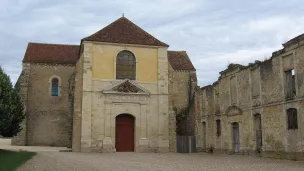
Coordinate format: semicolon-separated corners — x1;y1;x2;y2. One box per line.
260;58;283;104
196;85;215;152
168;64;198;152
196;35;304;160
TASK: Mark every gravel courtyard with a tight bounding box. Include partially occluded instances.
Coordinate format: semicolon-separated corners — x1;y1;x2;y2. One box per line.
17;152;304;171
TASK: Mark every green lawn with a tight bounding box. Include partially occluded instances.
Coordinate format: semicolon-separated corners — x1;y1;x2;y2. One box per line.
0;150;36;171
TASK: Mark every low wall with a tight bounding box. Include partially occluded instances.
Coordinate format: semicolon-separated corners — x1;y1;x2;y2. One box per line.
0;138;12;146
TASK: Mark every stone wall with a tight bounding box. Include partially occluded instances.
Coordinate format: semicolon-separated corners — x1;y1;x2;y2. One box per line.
15;64;75;146
72;52;84;152
168;64;176;152
12;42;197;153
168;64;198;152
67;72;75;148
195;35;304;160
12;63;30;145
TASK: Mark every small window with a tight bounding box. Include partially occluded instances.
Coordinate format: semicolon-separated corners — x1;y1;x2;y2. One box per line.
216;119;221;137
116;50;136;80
287;108;298;130
292;70;296;95
51;78;59;96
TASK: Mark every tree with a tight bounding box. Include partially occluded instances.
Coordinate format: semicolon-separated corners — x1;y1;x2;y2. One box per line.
0;66;25;137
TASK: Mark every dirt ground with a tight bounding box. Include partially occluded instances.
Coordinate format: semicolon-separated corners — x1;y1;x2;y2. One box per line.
17;152;304;171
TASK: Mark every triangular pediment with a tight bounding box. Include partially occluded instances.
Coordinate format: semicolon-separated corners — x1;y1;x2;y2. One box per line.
103;79;149;95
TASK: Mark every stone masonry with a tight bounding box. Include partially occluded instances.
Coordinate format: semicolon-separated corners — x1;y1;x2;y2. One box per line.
13;17;304;160
13;64;75;146
71;42;172;153
195;34;304;160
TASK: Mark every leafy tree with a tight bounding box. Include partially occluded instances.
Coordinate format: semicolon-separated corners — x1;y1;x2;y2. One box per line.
0;66;25;137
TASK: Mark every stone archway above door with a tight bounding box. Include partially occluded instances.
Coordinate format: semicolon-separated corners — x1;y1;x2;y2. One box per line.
225;105;243;116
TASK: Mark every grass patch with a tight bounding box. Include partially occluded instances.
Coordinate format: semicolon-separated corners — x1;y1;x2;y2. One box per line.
0;149;36;171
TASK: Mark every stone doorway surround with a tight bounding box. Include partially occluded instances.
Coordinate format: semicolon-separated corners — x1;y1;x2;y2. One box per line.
101;79;150;152
232;122;240;153
254;113;263;153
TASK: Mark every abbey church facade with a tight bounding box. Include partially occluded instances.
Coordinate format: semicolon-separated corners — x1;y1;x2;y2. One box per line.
12;17;304;160
12;17;197;153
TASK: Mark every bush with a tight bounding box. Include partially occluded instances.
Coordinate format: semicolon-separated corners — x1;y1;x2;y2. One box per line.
0;67;25;137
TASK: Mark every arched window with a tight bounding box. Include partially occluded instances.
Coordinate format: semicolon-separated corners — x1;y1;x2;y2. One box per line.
287;108;298;130
51;78;59;96
116;50;136;80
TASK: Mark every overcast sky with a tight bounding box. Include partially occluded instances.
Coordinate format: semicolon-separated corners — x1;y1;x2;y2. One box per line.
1;0;304;86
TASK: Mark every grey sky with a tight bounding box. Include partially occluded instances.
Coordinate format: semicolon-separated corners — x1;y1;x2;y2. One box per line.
1;0;304;86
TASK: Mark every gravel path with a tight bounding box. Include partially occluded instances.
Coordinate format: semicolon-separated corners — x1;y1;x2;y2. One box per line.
17;152;304;171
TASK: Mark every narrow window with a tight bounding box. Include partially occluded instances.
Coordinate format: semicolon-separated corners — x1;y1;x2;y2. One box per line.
216;119;221;137
287;108;298;130
292;70;296;95
51;78;59;96
116;50;136;80
285;69;296;99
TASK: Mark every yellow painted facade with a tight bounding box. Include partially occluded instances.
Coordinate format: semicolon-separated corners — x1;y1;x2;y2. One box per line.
92;43;158;82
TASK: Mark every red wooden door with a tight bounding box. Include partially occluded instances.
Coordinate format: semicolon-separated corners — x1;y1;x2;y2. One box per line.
115;114;135;152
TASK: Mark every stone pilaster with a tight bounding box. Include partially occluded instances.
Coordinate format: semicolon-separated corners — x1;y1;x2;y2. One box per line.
102;102;115;152
157;48;169;152
80;42;93;152
138;104;149;152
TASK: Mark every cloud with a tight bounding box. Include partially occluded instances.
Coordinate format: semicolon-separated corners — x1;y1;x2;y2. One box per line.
1;0;304;86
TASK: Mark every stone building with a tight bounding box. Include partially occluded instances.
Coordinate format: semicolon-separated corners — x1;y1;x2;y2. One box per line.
13;16;304;160
12;17;197;152
195;34;304;160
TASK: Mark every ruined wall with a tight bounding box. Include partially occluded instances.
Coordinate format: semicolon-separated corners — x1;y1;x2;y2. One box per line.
168;63;197;151
168;64;177;152
196;85;214;151
25;64;75;146
196;35;304;160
